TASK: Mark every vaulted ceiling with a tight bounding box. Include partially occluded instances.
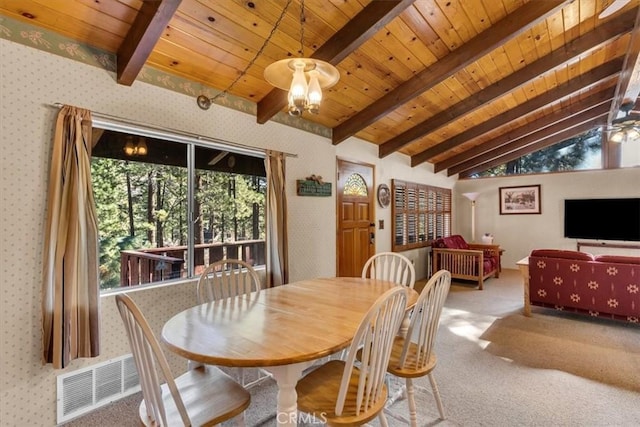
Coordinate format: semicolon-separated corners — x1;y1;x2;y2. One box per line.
2;0;639;176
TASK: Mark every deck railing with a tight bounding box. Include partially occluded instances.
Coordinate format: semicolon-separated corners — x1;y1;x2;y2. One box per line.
120;239;265;287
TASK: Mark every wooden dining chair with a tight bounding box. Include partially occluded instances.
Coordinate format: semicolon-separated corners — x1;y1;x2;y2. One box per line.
195;258;271;389
361;251;416;345
296;286;408;426
196;258;261;304
362;252;416;289
115;294;251;427
386;269;452;426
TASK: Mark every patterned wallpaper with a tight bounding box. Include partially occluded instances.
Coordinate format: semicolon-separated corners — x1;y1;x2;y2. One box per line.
0;37;340;425
0;15;331;139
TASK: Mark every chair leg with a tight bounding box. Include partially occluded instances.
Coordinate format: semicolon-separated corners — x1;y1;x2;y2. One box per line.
233;411;246;427
378;409;390;427
239;367;273;389
238;367;245;386
428;372;446;419
387;375;406;406
405;377;418;427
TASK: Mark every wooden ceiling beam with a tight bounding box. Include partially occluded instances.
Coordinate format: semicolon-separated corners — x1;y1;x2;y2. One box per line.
331;0;570;145
256;0;416;124
608;7;640;122
442;90;614;175
421;59;622;169
451;105;610;177
378;7;638;158
117;0;182;86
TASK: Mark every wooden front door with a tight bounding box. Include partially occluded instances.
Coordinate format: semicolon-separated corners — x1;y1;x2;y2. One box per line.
336;159;375;277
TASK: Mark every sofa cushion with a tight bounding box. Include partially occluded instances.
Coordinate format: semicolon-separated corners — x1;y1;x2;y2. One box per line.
594;255;640;265
530;249;594;261
432;234;469;250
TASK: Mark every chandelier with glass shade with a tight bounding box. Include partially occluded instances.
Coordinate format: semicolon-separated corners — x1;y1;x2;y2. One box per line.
606;102;640;143
196;0;339;118
123;136;147;156
263;0;339;116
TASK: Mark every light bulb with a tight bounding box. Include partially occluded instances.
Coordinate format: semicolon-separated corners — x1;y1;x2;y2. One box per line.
124;141;135;156
288;60;308;114
307;69;322;114
137;138;147;155
288;90;302;116
610;130;624;143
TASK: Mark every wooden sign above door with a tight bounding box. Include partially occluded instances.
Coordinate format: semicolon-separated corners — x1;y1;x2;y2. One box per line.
297;179;332;197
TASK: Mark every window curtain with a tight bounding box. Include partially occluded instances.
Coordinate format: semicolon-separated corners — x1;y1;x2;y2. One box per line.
265;150;289;287
42;105;100;369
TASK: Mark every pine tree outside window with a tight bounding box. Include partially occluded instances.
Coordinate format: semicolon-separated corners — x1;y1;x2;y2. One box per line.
91;129;266;291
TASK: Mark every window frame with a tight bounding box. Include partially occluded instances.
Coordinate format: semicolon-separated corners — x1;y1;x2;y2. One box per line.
91;116;266;292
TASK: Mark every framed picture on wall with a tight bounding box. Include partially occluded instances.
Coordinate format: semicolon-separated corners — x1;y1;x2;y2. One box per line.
499;185;541;215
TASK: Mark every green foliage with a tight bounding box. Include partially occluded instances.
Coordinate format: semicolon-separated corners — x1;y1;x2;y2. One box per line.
91;158;129;234
475;129;602;177
91;156;265;290
98;235;144;289
196;172;265;241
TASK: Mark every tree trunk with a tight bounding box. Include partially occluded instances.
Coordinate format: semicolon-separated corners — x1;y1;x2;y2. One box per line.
156;175;165;248
147;171;155;246
126;165;135;236
194;174;203;244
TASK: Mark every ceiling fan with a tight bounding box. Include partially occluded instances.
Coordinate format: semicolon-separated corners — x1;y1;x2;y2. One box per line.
602;103;640;143
598;0;632;19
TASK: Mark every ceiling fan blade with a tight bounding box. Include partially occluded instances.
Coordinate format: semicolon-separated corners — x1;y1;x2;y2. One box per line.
598;0;631;19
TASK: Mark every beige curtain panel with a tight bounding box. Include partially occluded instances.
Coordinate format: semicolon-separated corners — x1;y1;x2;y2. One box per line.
265;150;289;287
42;105;100;369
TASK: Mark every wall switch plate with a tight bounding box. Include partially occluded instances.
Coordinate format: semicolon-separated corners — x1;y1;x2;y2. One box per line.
379;220;384;229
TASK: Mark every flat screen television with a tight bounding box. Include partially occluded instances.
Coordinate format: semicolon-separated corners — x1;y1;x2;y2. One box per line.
564;198;640;242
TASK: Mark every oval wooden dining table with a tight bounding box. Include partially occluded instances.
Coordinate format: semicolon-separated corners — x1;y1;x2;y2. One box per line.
161;276;418;427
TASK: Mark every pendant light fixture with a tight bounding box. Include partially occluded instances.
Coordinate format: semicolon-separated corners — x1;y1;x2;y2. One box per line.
263;0;340;117
606;102;640;143
196;0;294;111
123;136;148;156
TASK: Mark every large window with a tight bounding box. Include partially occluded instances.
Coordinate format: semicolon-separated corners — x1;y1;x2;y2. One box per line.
392;179;451;251
472;128;639;177
91;128;266;291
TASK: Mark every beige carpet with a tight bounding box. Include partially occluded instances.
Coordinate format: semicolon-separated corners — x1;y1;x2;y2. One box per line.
66;269;640;426
480;311;639;392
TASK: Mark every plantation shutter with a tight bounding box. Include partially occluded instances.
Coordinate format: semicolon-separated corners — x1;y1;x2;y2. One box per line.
391;179;451;251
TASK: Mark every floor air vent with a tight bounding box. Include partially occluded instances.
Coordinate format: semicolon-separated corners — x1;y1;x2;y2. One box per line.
56;354;140;424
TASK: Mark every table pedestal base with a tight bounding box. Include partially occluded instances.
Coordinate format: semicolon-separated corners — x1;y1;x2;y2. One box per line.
266;362;312;427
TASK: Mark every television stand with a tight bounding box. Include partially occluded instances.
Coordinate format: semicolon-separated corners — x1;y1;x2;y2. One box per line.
576;241;640;253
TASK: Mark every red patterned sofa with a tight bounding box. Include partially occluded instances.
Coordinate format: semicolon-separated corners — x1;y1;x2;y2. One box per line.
432;235;501;290
528;249;640;323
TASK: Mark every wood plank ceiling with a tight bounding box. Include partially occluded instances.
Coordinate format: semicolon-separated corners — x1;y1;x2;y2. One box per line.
2;0;638;176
